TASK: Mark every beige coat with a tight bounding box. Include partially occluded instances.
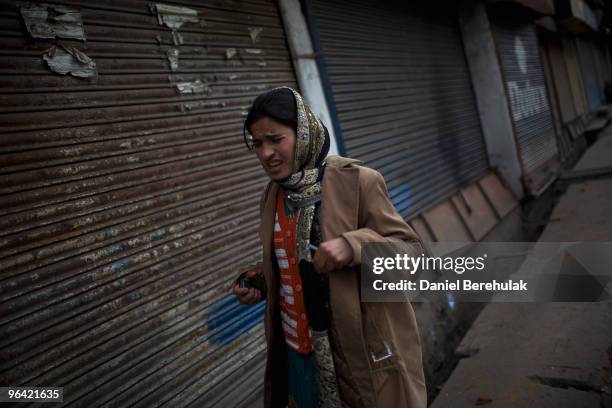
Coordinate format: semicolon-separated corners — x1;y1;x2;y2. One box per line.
257;156;427;408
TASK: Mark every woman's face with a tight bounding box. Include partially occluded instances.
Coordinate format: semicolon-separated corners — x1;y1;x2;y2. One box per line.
250;116;296;181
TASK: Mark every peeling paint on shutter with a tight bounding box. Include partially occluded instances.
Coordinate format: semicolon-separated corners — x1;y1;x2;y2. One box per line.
0;1;295;406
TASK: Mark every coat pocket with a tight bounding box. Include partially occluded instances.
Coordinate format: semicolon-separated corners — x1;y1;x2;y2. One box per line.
363;304;397;371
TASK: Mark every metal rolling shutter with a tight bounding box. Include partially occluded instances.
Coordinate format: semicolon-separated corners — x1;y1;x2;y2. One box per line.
576;37;604;110
590;40;610;106
593;42;611;101
538;30;576;163
0;1;295;406
541;33;577;125
561;34;588;117
310;0;489;220
601;44;612;85
492;20;558;193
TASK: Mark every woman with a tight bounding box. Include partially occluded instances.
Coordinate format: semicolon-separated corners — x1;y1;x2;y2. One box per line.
233;87;426;408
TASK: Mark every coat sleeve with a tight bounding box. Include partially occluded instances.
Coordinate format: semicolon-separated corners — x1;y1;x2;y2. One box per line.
340;168;423;265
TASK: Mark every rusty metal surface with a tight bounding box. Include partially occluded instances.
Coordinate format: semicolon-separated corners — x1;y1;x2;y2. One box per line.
0;0;295;406
311;0;489;220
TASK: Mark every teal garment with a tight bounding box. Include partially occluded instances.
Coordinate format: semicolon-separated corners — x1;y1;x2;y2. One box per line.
286;346;318;408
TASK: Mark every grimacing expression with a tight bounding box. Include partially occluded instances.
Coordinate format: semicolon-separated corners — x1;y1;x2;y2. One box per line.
250;116;297;181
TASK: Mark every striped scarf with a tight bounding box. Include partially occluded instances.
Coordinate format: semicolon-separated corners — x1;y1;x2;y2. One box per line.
277;87;330;263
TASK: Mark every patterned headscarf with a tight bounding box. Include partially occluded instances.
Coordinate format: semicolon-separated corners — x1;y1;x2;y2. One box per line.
277;87;330;262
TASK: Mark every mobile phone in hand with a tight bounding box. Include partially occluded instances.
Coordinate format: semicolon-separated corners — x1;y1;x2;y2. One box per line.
239;277;253;289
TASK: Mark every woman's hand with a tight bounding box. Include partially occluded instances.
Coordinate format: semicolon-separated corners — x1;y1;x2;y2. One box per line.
233;270;263;304
312;237;354;273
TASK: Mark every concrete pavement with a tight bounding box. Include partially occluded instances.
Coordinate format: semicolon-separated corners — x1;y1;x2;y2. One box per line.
431;128;612;407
